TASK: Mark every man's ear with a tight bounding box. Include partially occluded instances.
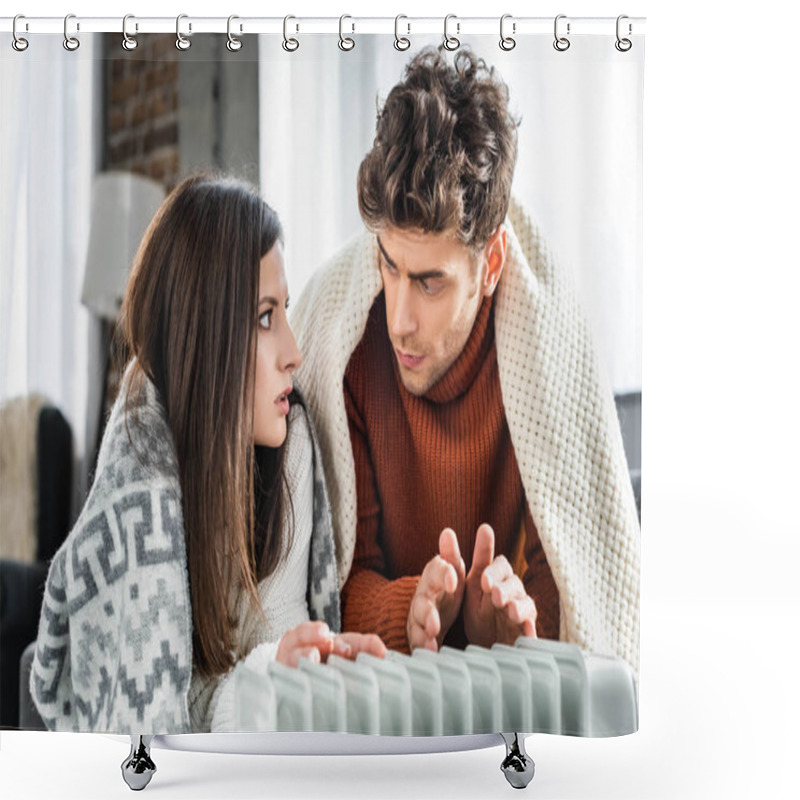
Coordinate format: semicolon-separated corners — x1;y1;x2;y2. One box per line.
481;226;507;297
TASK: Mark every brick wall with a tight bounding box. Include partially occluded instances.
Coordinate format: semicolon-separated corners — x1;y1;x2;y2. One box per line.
105;34;181;189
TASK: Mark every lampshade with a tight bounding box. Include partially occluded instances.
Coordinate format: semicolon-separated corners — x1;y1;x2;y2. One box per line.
80;171;165;320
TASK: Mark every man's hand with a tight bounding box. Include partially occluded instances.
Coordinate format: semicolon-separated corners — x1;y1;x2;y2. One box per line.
406;528;466;652
463;524;538;648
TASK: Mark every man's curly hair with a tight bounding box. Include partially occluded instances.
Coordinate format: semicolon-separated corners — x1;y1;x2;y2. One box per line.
357;46;519;250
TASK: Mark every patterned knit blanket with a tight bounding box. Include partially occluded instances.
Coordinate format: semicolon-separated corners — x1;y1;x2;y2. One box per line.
291;197;641;676
30;364;340;733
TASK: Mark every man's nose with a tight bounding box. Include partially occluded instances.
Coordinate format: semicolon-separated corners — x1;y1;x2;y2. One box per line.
389;281;417;339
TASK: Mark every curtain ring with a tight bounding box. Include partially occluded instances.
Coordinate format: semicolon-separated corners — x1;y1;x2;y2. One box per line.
283;15;299;52
63;13;80;51
615;15;632;52
227;15;243;52
499;14;516;51
12;15;29;52
175;14;191;50
338;14;355;51
394;14;410;51
122;14;138;51
443;14;460;51
553;14;570;52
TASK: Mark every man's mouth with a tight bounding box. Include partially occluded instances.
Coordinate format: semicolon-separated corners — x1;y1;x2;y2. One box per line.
395;349;425;369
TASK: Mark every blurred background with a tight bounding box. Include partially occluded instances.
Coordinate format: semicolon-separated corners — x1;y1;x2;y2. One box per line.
0;31;642;728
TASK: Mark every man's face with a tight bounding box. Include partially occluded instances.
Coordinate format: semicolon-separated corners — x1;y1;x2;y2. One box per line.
377;226;499;396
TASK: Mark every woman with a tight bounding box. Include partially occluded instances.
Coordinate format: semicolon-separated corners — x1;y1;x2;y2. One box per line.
30;174;385;734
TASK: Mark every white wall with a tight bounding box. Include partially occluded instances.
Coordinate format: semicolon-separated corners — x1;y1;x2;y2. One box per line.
259;32;643;393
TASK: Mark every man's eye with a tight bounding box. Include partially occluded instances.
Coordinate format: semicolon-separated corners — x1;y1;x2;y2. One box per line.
259;310;273;330
420;280;442;296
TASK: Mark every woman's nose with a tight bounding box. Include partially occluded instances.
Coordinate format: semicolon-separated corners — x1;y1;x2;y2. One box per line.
283;326;303;373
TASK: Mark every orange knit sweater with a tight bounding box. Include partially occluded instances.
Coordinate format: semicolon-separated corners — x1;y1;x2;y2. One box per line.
342;290;560;653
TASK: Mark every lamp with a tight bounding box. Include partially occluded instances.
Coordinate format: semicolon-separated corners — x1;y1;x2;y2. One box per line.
80;171;165;320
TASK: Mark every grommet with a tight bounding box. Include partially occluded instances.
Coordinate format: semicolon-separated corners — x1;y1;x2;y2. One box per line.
553;14;570;52
394;14;410;51
339;14;355;51
122;14;138;51
175;14;191;51
283;15;299;52
443;13;460;51
63;13;80;51
227;15;243;52
12;14;29;52
500;14;516;51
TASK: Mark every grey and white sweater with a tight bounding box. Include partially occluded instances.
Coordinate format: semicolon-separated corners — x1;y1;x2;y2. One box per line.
30;362;340;734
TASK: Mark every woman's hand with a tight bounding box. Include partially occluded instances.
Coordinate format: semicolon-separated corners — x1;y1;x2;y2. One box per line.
331;631;387;661
275;621;387;667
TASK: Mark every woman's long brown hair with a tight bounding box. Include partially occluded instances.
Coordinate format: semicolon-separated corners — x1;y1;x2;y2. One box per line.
115;173;292;678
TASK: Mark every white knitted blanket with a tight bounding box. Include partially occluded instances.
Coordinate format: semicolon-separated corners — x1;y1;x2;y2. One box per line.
291;197;641;675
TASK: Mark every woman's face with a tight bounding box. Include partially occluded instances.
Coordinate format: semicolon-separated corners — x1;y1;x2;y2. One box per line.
253;241;302;447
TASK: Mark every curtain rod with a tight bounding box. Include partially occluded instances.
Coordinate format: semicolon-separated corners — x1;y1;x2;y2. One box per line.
0;15;646;37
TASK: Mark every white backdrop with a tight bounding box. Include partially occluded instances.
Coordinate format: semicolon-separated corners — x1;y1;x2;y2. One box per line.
0;38;102;506
260;33;642;393
2;2;799;800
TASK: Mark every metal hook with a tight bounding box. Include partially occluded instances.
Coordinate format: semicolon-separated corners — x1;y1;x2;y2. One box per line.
283;15;299;52
175;14;191;51
615;15;632;52
12;14;29;52
443;14;460;51
553;14;570;52
227;15;242;52
394;14;410;51
339;14;355;51
63;13;80;51
122;14;138;51
499;14;516;51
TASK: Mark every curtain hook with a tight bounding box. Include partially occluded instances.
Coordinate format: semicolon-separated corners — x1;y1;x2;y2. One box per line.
175;14;191;51
122;14;138;51
394;15;411;51
615;15;632;52
443;14;460;51
339;14;355;51
499;14;516;51
63;13;80;51
283;15;299;52
553;14;571;52
227;15;243;52
12;14;29;52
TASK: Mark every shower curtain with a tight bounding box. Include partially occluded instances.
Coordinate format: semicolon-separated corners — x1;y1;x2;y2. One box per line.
0;16;643;740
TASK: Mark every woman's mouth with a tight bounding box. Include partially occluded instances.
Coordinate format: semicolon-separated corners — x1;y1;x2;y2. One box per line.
275;386;292;415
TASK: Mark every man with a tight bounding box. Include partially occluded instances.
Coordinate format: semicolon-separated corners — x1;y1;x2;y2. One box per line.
292;48;640;673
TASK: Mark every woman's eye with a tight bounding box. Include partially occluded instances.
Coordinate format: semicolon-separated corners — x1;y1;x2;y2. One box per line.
259;309;273;330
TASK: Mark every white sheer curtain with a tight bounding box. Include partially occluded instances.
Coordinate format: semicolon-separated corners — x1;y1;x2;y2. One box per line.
0;37;102;511
259;34;642;393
